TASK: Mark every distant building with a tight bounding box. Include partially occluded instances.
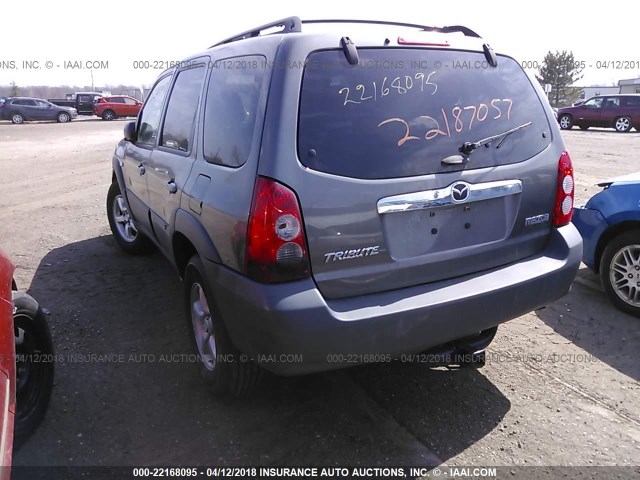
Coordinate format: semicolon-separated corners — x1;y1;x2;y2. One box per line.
578;86;620;100
618;77;640;94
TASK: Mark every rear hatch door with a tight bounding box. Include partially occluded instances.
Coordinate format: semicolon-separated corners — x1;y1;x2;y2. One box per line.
297;47;556;299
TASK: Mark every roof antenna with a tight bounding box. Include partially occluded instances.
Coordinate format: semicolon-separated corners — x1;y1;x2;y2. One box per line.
340;37;359;65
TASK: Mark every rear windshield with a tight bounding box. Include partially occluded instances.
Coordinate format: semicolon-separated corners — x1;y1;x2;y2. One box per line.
298;49;551;179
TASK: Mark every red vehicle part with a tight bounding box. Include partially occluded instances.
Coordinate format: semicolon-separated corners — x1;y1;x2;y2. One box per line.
0;248;16;476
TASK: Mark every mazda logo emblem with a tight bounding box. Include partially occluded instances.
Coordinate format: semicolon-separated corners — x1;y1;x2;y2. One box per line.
451;182;471;203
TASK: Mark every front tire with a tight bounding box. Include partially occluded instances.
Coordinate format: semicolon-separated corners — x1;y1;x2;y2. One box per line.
600;229;640;317
106;182;155;254
184;255;260;396
614;116;632;133
559;114;573;130
11;113;24;124
57;112;70;123
12;291;54;448
102;110;115;121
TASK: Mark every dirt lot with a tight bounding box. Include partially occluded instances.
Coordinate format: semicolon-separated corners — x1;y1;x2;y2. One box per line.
0;120;639;475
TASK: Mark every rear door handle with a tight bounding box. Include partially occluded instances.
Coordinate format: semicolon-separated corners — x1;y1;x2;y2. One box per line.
138;164;146;175
166;181;177;194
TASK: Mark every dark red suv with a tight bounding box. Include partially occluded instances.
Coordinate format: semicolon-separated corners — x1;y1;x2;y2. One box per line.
94;95;143;121
557;94;640;132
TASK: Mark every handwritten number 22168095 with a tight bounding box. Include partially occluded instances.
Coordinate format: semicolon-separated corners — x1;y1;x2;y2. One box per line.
338;72;438;106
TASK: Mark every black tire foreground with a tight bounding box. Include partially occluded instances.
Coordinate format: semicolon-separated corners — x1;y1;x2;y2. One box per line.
12;291;54;448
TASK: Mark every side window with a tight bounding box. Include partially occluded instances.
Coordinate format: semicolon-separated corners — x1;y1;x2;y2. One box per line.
604;97;620;108
203;56;266;167
124;97;137;105
584;97;603;108
138;75;172;146
626;96;640;107
78;95;92;103
112;97;126;104
36;100;49;107
161;66;206;152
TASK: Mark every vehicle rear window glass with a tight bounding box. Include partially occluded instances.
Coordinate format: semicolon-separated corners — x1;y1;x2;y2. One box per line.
161;66;206;152
203;55;267;167
298;49;551;179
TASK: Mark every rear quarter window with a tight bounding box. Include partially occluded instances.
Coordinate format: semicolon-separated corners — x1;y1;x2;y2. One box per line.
625;96;640;107
298;49;551;179
203;55;267;167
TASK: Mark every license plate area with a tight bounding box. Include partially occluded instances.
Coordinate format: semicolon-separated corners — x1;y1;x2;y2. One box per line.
382;196;518;260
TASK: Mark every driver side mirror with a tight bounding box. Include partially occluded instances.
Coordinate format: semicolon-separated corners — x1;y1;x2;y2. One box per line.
124;121;138;142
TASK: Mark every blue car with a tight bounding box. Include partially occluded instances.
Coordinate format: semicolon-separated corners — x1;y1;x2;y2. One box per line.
573;172;640;317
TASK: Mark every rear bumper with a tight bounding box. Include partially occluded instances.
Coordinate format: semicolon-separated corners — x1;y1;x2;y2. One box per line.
207;224;582;375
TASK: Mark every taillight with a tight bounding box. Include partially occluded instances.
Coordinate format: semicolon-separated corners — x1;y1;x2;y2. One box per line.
553;151;574;226
246;177;310;283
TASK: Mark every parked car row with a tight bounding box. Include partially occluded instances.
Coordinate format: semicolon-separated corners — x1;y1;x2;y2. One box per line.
557;94;640;132
0;94;143;124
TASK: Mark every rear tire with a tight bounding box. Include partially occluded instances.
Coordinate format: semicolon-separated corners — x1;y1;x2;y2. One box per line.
12;291;54;449
599;229;640;317
184;255;260;396
106;182;155;255
559;114;573;130
614;116;632;133
11;113;24;124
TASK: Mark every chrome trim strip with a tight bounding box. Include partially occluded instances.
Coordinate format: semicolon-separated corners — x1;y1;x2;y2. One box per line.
377;179;523;214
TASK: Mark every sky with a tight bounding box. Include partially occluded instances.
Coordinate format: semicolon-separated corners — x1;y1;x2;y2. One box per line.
1;0;638;89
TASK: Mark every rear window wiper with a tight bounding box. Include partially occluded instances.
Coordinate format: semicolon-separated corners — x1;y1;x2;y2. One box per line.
459;121;532;155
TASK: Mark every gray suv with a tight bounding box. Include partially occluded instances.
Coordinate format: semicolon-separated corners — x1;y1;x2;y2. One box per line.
107;18;582;395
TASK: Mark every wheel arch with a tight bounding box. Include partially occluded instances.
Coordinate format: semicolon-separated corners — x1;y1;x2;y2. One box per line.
594;221;640;273
173;209;221;278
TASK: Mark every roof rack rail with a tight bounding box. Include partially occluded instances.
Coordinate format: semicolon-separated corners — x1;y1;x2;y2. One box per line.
209;17;481;48
301;19;481;38
211;16;302;48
